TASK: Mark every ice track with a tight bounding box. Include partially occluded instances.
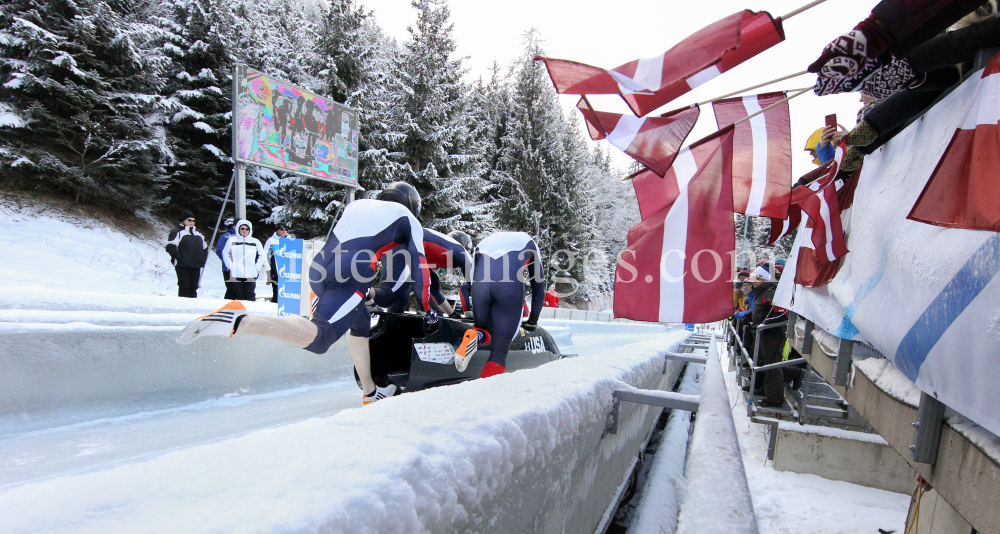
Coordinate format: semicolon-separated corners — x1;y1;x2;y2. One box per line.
0;328;658;489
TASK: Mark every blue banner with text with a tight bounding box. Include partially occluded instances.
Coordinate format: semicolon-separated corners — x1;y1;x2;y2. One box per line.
275;238;304;317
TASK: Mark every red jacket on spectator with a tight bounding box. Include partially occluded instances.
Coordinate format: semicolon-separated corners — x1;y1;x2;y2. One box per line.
544;291;559;308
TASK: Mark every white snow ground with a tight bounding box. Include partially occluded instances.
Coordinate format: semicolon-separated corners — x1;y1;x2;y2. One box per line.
0;200;272;300
719;340;911;534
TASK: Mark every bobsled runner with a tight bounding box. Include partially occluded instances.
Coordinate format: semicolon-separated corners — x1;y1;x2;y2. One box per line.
354;310;564;393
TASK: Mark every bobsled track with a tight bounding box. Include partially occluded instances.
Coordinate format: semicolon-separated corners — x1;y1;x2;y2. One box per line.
0;293;752;533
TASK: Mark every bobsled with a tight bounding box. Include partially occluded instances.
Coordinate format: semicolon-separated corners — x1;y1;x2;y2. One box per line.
354;310;564;393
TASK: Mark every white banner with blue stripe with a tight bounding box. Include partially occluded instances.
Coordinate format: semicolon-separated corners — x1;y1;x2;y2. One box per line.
775;73;1000;437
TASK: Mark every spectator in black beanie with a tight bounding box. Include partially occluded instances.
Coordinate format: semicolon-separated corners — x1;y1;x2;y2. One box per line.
166;210;208;298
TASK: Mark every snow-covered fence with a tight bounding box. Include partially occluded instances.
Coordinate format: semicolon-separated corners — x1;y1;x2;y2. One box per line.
0;332;691;533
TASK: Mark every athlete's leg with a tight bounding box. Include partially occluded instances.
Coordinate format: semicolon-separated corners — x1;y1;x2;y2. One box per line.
347;301;376;395
236;314;317;347
483;279;523;369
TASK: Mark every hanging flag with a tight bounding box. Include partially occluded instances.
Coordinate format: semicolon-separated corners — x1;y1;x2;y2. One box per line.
908;50;1000;231
614;128;735;323
578;97;700;177
793;169;860;287
536;10;784;117
713;92;792;218
767;162;830;247
768;204;801;245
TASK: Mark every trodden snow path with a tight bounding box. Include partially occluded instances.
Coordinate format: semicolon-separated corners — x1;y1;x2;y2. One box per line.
717;340;910;534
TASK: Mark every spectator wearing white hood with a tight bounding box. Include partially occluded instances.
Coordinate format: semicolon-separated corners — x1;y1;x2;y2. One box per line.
222;219;266;301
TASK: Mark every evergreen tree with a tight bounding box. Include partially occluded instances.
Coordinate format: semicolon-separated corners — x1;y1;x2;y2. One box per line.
156;0;238;224
0;0;166;213
397;0;473;228
498;33;586;279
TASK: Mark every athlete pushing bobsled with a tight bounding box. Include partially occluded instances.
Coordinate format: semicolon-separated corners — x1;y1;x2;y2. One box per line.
455;231;545;378
177;182;433;405
370;228;473;316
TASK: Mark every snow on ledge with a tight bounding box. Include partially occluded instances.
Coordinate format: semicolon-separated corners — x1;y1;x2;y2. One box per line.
0;332;690;533
853;357;921;408
777;421;889;446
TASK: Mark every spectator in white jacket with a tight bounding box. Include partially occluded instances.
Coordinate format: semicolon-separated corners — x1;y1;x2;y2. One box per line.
222;219;266;301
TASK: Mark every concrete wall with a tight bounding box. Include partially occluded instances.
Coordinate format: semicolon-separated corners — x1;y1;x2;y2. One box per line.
905;487;974;534
773;426;916;494
793;324;1000;533
0;327;351;433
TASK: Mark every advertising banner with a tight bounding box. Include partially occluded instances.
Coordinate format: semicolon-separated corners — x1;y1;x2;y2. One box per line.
275;238;304;317
234;64;358;185
774;73;1000;438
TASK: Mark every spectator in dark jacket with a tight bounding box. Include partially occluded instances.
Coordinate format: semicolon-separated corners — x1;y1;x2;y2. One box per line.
166;210;208;298
216;218;238;300
744;265;790;408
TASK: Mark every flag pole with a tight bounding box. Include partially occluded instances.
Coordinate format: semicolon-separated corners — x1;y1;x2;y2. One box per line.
696;71;809;105
733;87;812;126
780;0;830;21
621;87;812;182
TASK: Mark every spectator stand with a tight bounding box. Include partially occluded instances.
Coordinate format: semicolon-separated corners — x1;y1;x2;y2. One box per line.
725;319;875;460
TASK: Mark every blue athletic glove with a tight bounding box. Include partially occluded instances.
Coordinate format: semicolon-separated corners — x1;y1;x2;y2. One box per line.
425;309;439;324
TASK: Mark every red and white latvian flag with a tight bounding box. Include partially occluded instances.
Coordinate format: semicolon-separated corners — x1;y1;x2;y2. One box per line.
768;204;801;245
767;162;831;245
578;96;700;177
712;92;792;218
795;146;849;265
536;11;784;116
793;169;861;288
908;50;1000;231
614;128;736;323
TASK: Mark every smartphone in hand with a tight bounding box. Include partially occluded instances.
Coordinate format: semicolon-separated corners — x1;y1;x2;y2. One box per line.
825;114;837;129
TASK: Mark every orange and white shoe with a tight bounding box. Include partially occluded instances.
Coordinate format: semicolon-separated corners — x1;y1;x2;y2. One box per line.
363;384;397;405
455;328;489;372
176;300;248;345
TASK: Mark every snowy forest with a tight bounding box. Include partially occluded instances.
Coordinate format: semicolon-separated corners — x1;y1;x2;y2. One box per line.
0;0;788;302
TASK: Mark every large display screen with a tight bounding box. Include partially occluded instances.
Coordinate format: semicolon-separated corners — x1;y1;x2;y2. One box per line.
234;65;358;185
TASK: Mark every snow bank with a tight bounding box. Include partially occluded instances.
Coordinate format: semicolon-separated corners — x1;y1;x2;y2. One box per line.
0;331;689;534
0;201;270;300
853;357;921;408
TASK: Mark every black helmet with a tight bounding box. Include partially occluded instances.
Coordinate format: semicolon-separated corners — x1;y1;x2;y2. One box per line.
447;230;472;251
377;182;421;217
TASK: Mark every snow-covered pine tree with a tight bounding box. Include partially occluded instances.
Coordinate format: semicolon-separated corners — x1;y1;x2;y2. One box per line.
397;0;473;228
265;0;372;237
576;146;639;302
155;0;240;225
0;0;166;213
461;64;515;242
498;33;588;282
352;29;408;194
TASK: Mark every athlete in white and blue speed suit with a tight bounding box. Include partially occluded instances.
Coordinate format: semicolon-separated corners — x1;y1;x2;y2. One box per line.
306;198;431;353
462;231;545;377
